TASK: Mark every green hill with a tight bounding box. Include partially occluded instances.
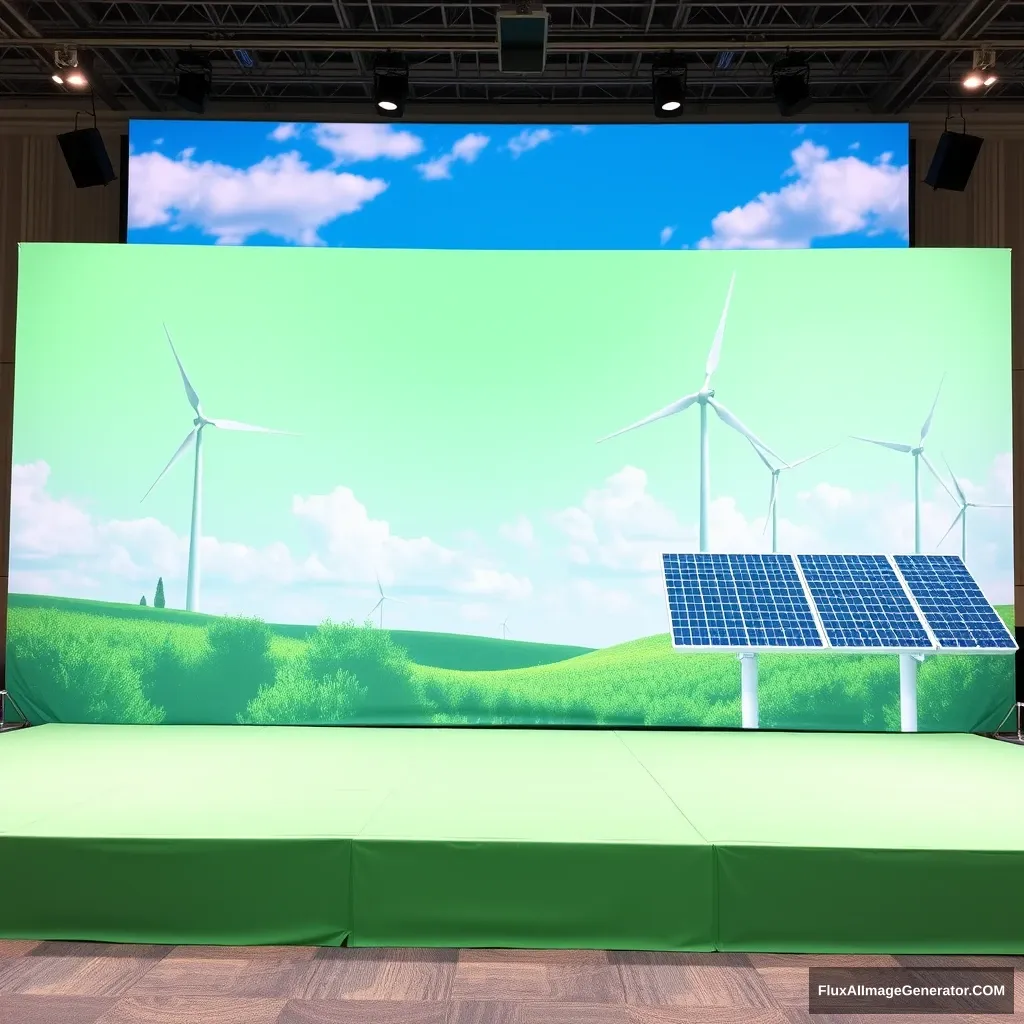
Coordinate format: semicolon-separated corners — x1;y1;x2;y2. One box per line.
2;597;1014;733
4;593;592;671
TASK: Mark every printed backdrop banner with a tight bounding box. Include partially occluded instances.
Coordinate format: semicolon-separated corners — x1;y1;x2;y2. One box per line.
4;243;1013;730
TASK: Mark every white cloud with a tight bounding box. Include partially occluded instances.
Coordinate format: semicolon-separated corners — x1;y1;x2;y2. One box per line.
507;128;555;158
697;139;909;249
659;226;675;246
270;123;300;142
153;137;164;146
312;123;424;165
127;149;387;245
417;132;490;181
571;125;593;134
499;515;535;547
849;141;861;151
8;464;533;618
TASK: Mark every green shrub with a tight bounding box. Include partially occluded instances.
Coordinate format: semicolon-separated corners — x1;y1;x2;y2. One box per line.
306;619;416;720
6;608;162;723
241;661;367;724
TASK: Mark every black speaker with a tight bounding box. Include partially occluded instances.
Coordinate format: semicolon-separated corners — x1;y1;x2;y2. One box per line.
923;131;983;192
57;127;116;189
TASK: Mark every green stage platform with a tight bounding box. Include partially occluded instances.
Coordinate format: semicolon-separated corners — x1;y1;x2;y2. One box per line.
1;725;1022;953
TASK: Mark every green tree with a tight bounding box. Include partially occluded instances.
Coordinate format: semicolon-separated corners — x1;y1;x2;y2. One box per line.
139;595;147;606
154;577;165;609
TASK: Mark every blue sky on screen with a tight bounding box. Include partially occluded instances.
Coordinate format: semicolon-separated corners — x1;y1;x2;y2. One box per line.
127;120;909;250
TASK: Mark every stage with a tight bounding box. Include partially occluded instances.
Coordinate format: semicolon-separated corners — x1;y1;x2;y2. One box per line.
0;724;1022;953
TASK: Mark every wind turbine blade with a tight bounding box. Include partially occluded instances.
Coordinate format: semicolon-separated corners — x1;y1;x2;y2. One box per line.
763;476;778;536
368;599;384;616
851;435;913;454
940;454;968;506
209;418;293;434
707;398;782;462
375;573;384;598
938;508;964;548
920;452;958;504
704;272;736;383
920;373;945;441
141;429;197;501
597;392;700;443
973;503;1011;508
787;444;839;469
163;325;202;415
747;437;775;472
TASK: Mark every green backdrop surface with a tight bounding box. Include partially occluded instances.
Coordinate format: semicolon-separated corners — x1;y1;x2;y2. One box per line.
4;244;1014;729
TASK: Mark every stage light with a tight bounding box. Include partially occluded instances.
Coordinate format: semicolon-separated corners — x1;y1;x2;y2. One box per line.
52;45;87;88
65;70;88;88
652;59;686;118
174;53;212;114
51;73;63;84
772;54;812;117
373;55;408;117
963;48;997;91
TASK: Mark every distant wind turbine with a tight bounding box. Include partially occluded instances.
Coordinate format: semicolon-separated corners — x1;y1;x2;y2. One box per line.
852;375;956;553
749;442;838;553
142;325;292;613
598;273;781;552
501;617;510;640
368;574;402;628
938;455;1011;563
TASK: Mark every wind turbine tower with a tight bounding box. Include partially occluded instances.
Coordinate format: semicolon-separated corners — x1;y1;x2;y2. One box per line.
598;273;780;552
939;456;1011;563
853;376;955;554
142;326;291;613
749;443;837;553
369;574;401;628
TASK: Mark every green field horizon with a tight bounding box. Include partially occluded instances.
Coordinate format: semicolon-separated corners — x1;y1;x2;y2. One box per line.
4;594;1014;734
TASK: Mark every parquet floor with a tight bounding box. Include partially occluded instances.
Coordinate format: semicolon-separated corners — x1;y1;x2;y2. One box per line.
0;941;1021;1024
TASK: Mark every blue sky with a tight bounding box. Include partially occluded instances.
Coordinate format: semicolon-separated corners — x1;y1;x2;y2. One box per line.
127;120;910;250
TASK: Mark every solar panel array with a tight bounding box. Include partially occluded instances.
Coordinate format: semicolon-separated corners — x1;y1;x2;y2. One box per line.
662;552;1015;654
663;553;823;650
894;554;1016;650
799;554;931;650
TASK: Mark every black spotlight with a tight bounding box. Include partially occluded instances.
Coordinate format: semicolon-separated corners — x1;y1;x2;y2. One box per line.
174;53;212;114
373;55;409;118
652;59;686;118
772;54;812;117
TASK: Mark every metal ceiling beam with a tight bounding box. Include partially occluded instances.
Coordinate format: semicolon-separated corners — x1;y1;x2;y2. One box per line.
871;0;1008;112
2;32;1024;52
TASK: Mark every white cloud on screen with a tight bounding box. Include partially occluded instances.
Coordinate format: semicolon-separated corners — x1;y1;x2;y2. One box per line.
417;133;490;180
270;123;300;142
9;464;533;622
507;128;555;157
312;123;424;164
127;149;387;245
659;226;675;245
499;516;535;547
698;139;909;249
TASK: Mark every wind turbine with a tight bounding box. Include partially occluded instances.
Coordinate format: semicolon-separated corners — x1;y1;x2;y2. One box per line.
852;375;956;553
749;442;838;553
501;617;510;640
597;273;781;552
142;325;291;613
938;455;1011;563
368;574;401;628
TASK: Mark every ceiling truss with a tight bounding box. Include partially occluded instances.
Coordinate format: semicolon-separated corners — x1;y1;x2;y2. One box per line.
0;1;1022;111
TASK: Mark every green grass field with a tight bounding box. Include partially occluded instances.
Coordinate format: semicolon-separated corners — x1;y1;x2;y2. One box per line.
3;594;1015;732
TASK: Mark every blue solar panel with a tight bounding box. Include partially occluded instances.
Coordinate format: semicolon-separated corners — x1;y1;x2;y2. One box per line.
893;554;1016;650
797;554;931;650
662;553;823;649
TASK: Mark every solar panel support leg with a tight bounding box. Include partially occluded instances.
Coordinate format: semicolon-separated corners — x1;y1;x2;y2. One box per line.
0;688;29;732
899;654;919;733
992;702;1024;743
739;653;758;729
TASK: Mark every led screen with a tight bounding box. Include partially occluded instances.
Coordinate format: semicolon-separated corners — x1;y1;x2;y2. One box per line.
126;120;911;250
6;243;1011;733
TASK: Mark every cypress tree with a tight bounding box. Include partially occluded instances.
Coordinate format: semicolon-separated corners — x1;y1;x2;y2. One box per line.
140;595;147;606
154;577;166;609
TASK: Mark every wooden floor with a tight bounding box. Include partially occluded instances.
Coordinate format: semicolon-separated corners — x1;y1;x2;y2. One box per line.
0;941;1021;1023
